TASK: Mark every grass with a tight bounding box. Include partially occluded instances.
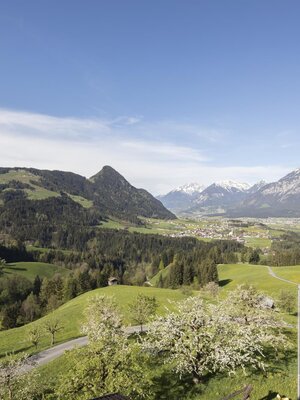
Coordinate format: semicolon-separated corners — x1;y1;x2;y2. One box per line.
0;169;60;200
218;263;297;297
150;265;172;286
0;169;40;185
26;245;73;255
272;265;300;284
0;169;93;205
244;237;272;249
1;262;70;282
99;218;128;230
24;187;60;200
67;194;94;208
0;285;190;357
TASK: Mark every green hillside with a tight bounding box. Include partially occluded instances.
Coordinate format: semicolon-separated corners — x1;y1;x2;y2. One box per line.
0;169;61;200
0;285;190;357
0;167;175;225
272;265;300;284
218;263;297;297
36;270;298;400
150;264;172;286
2;262;70;281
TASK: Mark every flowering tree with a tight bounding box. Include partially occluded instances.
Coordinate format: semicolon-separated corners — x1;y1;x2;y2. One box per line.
57;296;151;399
0;353;40;400
81;295;126;342
129;294;158;332
142;286;288;381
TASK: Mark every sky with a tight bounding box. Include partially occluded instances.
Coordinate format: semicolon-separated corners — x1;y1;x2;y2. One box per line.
0;0;300;195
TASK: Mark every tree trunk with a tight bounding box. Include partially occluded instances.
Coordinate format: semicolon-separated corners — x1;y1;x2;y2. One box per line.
8;385;13;400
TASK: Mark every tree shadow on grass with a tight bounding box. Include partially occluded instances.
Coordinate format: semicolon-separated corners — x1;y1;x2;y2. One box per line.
258;391;278;400
219;279;232;287
152;370;205;400
5;266;27;272
0;344;33;359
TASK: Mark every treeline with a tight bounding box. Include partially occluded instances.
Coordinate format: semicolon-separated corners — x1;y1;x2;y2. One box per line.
1;228;244;287
0;243;33;263
0;265;103;329
0;190;101;249
267;232;300;266
0;230;245;330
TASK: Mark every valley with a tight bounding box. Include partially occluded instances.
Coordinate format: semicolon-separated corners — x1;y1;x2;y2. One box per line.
1;165;300;399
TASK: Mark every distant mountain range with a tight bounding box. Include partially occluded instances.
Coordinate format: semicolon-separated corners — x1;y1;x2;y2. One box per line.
0;166;175;223
3;165;300;223
157;169;300;217
156;183;206;213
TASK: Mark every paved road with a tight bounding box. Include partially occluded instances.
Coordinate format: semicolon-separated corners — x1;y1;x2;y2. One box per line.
24;325;145;372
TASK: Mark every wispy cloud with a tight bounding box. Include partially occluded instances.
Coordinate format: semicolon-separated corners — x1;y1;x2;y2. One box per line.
0;108;293;194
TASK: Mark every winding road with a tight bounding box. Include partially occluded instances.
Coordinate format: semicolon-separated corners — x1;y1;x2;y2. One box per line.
24;325;145;373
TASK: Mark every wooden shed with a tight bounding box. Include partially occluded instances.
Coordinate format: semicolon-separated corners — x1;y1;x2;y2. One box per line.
108;277;119;286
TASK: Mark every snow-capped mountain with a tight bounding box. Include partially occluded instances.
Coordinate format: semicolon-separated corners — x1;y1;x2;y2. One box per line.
172;183;206;195
230;169;300;217
190;181;250;211
214;180;250;192
157;169;300;217
247;180;267;194
156;182;206;213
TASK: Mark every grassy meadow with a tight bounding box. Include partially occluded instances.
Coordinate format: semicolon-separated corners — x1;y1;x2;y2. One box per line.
218;263;298;297
0;285;189;357
272;265;300;284
1;262;70;281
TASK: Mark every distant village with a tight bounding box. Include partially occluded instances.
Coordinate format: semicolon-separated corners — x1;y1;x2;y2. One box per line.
159;217;300;251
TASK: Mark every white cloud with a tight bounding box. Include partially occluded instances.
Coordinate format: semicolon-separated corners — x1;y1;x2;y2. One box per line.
0;108;293;195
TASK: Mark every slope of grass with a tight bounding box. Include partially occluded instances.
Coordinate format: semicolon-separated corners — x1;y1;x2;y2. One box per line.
150;265;172;286
66;194;94;208
0;285;190;357
272;265;300;284
2;262;70;281
218;263;297;296
0;169;39;184
24;187;60;200
0;169;60;200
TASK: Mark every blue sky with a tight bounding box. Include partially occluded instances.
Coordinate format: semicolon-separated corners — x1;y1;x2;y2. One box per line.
0;0;300;194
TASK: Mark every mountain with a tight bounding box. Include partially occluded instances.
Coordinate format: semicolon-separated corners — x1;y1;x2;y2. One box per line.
157;183;206;213
186;180;250;215
0;166;176;224
230;169;300;217
90;166;175;220
247;180;267;194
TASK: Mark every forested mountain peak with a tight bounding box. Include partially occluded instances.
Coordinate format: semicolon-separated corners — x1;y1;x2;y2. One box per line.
90;165;131;188
0;166;175;224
